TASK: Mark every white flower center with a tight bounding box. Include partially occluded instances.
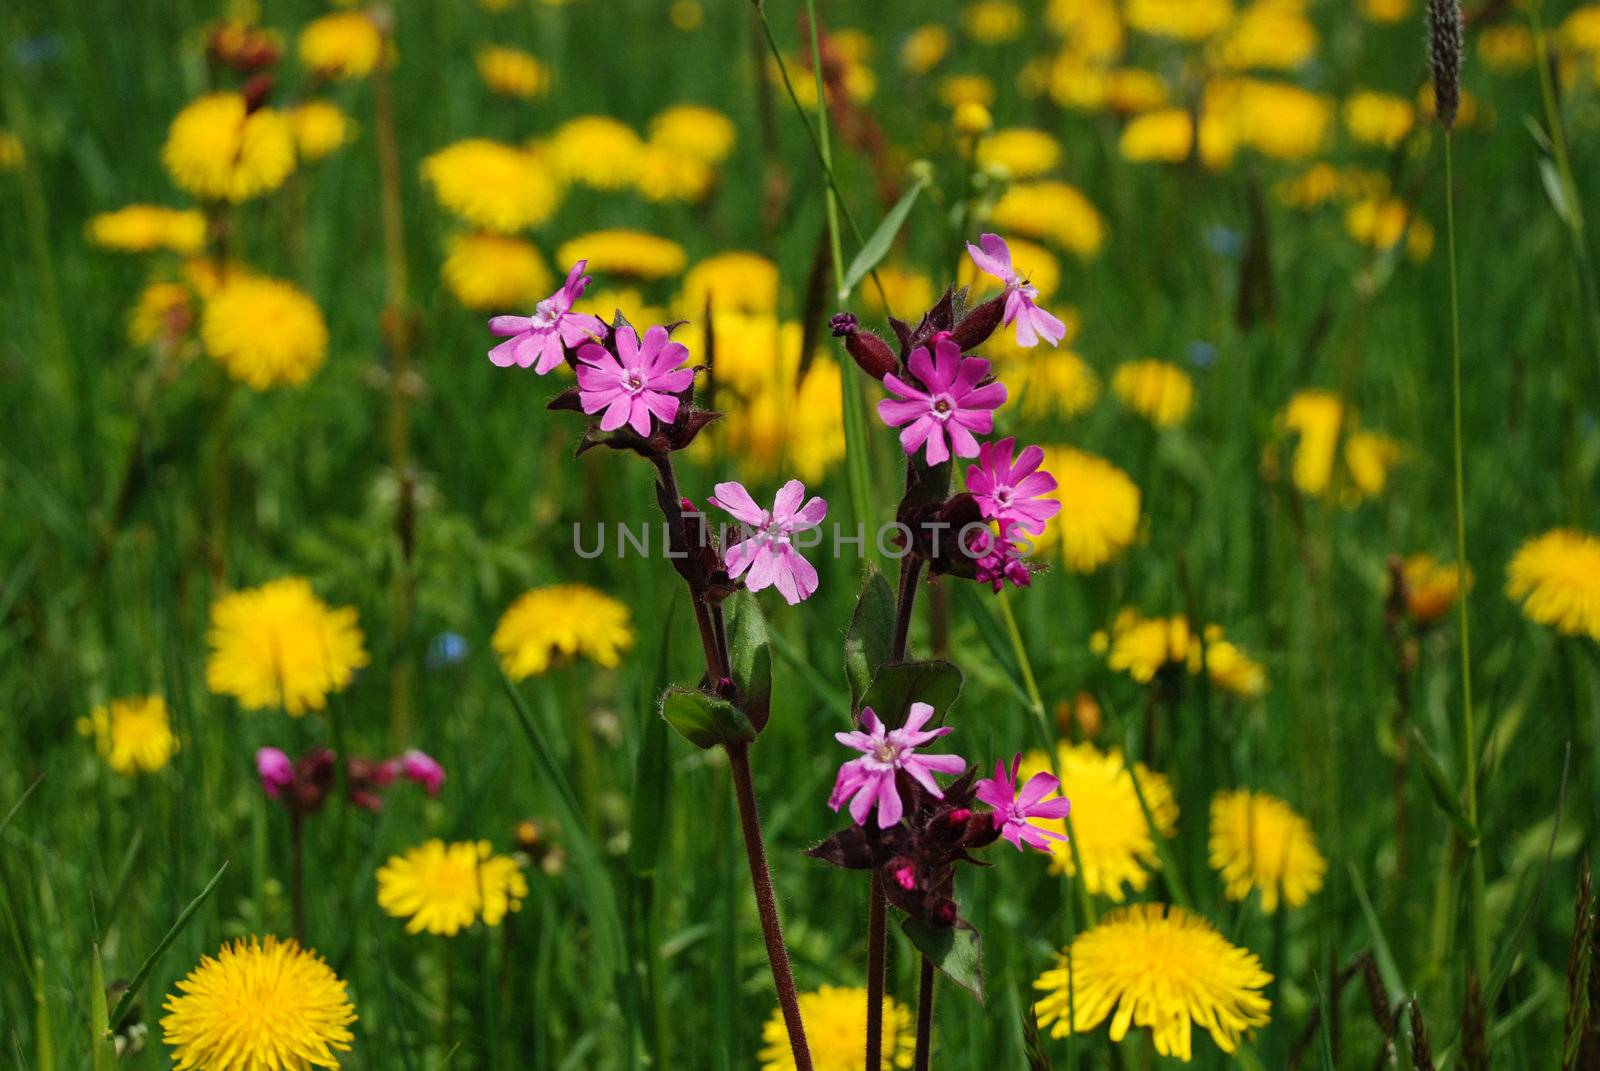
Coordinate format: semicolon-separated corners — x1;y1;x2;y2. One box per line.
872;741;901;765
532;299;559;328
622;371;645;394
930;394;956;421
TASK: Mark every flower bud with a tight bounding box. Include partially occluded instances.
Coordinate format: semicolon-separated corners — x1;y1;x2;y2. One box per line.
831;312;897;380
953;101;992;137
950;294;1007;352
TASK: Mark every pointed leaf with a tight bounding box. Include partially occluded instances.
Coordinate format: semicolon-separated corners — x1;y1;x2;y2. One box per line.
841;174;928;297
844;567;896;713
903;919;985;1002
108;860;229;1032
804;825;876;870
724;592;772;730
630;598;678;877
660;687;755;750
859;659;962;728
1409;726;1477;840
90;944;116;1071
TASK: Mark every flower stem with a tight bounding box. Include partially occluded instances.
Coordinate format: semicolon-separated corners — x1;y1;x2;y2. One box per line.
913;954;936;1071
288;807;305;943
729;744;812;1071
865;873;887;1071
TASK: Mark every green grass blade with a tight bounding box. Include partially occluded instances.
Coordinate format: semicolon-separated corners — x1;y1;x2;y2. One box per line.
1348;862;1405;1002
89;943;116;1071
107;859;229;1032
0;774;43;840
841;174;928;297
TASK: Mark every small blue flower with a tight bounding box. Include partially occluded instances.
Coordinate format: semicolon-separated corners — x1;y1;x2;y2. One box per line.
1187;341;1218;370
1203;225;1243;259
426;632;469;669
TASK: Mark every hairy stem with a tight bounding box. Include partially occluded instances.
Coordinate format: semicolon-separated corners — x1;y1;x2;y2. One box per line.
866;873;887;1071
913;954;936;1071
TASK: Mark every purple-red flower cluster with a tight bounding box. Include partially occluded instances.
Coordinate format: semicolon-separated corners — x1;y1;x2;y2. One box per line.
255;746;445;813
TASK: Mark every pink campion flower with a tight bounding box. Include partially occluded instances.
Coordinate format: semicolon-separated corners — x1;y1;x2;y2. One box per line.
256;747;295;799
399;749;446;797
968;526;1032;593
878;337;1007;465
709;480;828;605
966;436;1061;536
575;324;695;437
965;233;1067;348
975;753;1071;853
487;260;607;372
828;702;966;829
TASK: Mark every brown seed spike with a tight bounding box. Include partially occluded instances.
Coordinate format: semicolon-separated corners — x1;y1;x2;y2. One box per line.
1410;999;1436;1071
1426;0;1463;131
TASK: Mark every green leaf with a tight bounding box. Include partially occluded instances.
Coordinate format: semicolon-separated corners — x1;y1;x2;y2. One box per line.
844;566;896;713
1409;726;1478;841
859;659;962;728
1347;863;1405;1003
840;173;928;297
903;919;984;1003
0;773;42;839
630;597;678;878
107;859;229;1033
90;943;116;1071
659;687;756;750
724;592;772;730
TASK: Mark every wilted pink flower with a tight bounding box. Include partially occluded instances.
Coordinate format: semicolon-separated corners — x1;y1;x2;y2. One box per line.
975;753;1071;853
878;337;1007;465
709;479;828;605
828;702;966;829
399;749;446;797
256;747;295;799
967;437;1060;536
576;324;694;437
487;260;607;373
965;233;1066;348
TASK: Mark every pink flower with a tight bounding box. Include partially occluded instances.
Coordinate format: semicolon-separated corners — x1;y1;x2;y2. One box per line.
965;525;1033;593
828;702;966;829
399;749;446;797
709;479;828;605
965;233;1066;348
967;437;1061;536
256;747;295;799
487;260;607;373
878;337;1007;465
975;753;1071;853
576;324;695;437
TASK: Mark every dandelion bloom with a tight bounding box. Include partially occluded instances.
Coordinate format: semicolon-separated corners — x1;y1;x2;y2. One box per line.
967;436;1061;536
1209;789;1326;912
493;583;635;679
990;182;1106;258
1095;609;1192;683
993;349;1099;419
1343;90;1416;148
475;45;550;99
679;252;780;317
1112;358;1193;427
1119;108;1194;163
487;259;604;370
1400;553;1465;625
1032;447;1141;571
758;985;915;1071
965;233;1068;348
421;139;561;233
1506;528;1600;640
556;229;687;280
1343;430;1402;498
297;12;383;79
648;104;737;165
161;937;355;1071
900;24;951;74
576;324;694;435
878;337;1007;465
710;479;829;605
857;265;936;319
828;702;966;829
1278;389;1343;496
288;100;355;163
376;839;527;936
162;93;295;202
1018;742;1178;899
1192;628;1269;699
201;275;328;389
76;696;177;776
206;577;369;716
975;126;1061;178
635;143;714;203
976;753;1071;853
545;115;645;189
87;205;206;254
1034;903;1272;1061
445;232;554;311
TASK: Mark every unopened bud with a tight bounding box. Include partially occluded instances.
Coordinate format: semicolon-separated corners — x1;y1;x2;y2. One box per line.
950;294;1006;352
893;864;916;891
932;901;958;926
945;807;972;825
831;312;898;380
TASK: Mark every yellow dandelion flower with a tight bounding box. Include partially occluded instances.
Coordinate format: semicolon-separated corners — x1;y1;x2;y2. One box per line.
938;73;997;108
1506;528;1600;640
1018;742;1178;899
901;24;951;74
1120;108;1194;163
1033;447;1141;571
990;181;1106;257
476;44;550;99
377;839;527;936
129;281;194;348
994;349;1100;419
0;130;23;171
162;94;295;203
679;252;780;317
289;100;356;163
183;256;249;300
1099;608;1193;683
759;985;915;1071
201;275;328;389
1047;0;1126;61
1112;358;1193;427
1211;4;1318;71
1104;68;1171;113
77;695;178;776
1344;430;1402;497
1193;626;1269;699
545;115;644;189
953;100;994;137
1209;78;1331;161
494;583;635;679
162;937;355;1071
1209;789;1326;912
1358;0;1410;22
556;229;686;281
957;234;1060;301
857;265;936;319
205;577;368;715
1565;6;1600;51
1344;90;1415;148
635;142;715;203
1400;553;1465;626
1126;0;1234;41
976;127;1062;178
297;11;383;80
1034;903;1271;1061
963;0;1025;44
680;313;797;398
88;206;206;255
1279;389;1343;496
1345;197;1413;249
576;287;670;330
421;138;561;233
441;232;553;311
648;104;736;165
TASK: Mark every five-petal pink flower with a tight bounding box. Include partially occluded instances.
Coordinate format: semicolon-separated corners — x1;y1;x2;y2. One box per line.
828;702;967;829
710;479;828;605
576;324;695;437
487;260;607;373
967;437;1061;537
975;753;1071;853
965;233;1067;348
878;337;1007;465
